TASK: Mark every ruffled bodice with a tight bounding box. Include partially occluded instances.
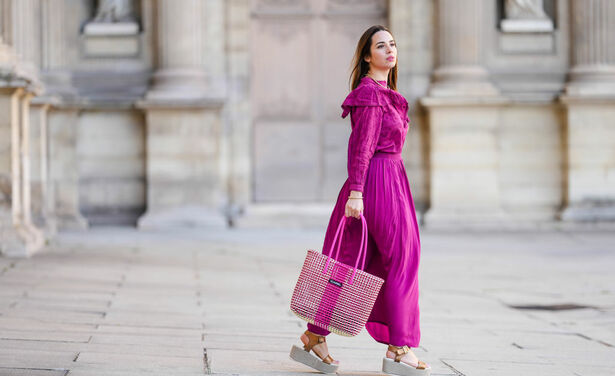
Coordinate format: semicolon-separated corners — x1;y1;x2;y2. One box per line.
341;77;410;124
340;76;411;192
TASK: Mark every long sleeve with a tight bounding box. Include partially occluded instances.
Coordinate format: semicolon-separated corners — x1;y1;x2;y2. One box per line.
346;105;384;192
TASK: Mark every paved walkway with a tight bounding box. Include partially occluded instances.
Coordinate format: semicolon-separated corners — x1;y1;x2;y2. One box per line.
0;226;614;376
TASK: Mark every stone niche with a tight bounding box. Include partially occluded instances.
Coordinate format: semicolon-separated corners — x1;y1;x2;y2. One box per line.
82;0;141;58
497;0;556;54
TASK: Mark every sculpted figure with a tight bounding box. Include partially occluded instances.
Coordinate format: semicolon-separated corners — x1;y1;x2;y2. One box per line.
93;0;136;22
505;0;548;19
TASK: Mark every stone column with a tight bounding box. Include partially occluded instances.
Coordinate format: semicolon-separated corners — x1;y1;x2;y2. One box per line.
428;0;500;97
0;0;46;257
0;88;44;258
560;0;615;221
145;0;226;103
37;0;85;230
18;92;45;248
420;0;508;227
0;0;11;47
11;0;41;84
225;0;251;226
10;89;22;225
47;108;88;230
565;0;615;96
29;100;57;237
137;0;227;228
40;0;75;98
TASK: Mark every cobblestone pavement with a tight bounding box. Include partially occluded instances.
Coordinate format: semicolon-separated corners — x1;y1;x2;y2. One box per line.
0;227;614;376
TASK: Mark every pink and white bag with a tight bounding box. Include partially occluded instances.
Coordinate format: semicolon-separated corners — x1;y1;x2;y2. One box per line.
290;214;384;337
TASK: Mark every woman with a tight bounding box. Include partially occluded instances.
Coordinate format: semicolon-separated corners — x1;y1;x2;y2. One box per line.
290;25;430;375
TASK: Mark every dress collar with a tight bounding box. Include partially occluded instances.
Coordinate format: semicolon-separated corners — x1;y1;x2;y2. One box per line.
360;76;407;107
362;75;389;89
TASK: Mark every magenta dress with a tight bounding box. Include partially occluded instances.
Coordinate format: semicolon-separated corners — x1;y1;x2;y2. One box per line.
307;76;421;347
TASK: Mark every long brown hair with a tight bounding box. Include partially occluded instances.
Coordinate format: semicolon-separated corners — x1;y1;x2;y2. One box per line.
348;25;398;92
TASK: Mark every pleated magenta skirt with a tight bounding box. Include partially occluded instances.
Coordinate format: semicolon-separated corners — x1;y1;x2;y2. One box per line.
307;151;422;347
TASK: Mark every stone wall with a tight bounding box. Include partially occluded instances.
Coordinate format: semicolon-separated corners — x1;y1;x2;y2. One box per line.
77;110;146;225
2;0;615;257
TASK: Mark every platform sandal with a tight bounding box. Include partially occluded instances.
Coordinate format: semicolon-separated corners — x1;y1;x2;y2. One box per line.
289;330;339;374
382;345;431;376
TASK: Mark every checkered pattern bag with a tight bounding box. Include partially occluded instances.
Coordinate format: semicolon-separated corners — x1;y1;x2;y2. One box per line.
290;214;384;337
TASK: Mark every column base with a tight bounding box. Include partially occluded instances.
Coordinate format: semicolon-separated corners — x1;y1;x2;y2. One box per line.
233;203;335;229
137;206;227;230
423;208;514;230
141;69;226;106
564;66;615;97
56;212;89;231
0;223;45;258
428;66;501;98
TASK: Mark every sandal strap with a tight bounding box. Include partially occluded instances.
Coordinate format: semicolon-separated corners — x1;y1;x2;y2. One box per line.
387;345;427;369
303;330;335;364
303;330;325;351
387;345;410;363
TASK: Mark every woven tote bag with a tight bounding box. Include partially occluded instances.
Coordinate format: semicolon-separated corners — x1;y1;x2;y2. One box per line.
290;214;384;337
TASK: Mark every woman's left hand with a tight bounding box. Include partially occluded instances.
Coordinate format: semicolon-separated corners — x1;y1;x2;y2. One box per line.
345;190;364;219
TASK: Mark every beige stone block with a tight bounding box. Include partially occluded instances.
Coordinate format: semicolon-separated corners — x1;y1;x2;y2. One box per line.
74;351;203;368
570;146;615;165
78;159;144;179
403;112;429;210
250;19;312;119
147;180;221;207
431;149;499;168
431;169;500;208
148;157;219;182
79;178;145;208
321;148;347;200
77;101;146;223
499;105;565;215
0;347;76;371
83;35;139;57
323;20;386;119
423;102;509;224
138;108;225;227
565;103;615;207
569;169;615;200
48;109;88;229
253;123;319;201
499;32;554;53
321;121;350;199
77;111;144;152
148;137;217;157
0;92;12;199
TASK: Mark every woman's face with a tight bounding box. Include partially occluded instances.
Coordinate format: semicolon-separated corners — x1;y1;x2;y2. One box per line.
364;30;397;72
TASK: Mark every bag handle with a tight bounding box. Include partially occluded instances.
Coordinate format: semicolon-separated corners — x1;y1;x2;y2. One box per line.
323;214;369;284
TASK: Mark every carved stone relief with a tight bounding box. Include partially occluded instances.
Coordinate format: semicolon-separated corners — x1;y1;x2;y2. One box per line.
83;0;140;57
501;0;553;32
84;0;139;36
505;0;548;19
93;0;136;23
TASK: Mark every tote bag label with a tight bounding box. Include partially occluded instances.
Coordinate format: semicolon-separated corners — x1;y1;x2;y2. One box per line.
314;264;349;328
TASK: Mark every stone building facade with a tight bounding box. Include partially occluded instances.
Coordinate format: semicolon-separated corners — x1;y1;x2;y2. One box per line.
1;0;614;257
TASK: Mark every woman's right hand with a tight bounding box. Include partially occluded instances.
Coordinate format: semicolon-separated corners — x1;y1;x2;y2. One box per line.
345;190;364;219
